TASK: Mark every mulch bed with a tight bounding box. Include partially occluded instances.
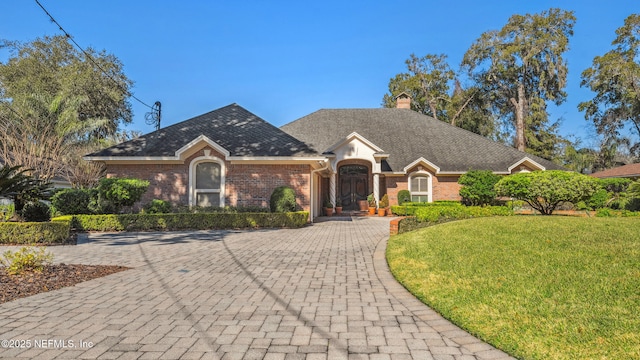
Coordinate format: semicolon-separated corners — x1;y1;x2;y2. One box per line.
0;264;129;304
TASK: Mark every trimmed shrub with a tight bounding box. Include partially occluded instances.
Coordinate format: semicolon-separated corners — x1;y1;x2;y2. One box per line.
585;188;609;210
458;170;501;206
379;194;389;208
0;221;70;244
50;188;93;215
368;193;376;207
143;199;172;214
94;177;150;213
21;201;51;222
395;205;513;234
600;178;632;193
0;203;15;221
391;201;463;216
495;170;601;215
52;212;309;232
397;190;411;205
1;246;53;275
270;186;297;213
596;208;640;217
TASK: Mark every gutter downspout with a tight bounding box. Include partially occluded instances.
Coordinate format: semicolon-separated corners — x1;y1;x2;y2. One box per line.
310;159;330;223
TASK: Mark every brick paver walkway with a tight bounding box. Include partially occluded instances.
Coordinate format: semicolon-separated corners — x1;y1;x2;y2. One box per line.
0;217;513;359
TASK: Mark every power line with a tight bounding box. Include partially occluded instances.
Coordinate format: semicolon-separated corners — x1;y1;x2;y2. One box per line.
34;0;155;111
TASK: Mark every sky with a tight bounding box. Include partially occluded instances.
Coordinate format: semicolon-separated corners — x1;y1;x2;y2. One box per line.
2;1;639;147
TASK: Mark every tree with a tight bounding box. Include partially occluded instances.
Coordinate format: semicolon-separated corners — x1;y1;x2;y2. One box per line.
383;54;495;137
0;35;133;184
0;36;133;137
555;140;597;174
446;81;496;137
462;8;576;155
494;170;600;215
579;14;640;156
383;54;454;120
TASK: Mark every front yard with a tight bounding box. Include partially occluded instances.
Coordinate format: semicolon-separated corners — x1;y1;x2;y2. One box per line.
387;216;640;360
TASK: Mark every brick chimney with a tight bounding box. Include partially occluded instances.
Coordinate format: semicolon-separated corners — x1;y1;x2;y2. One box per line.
396;92;411;109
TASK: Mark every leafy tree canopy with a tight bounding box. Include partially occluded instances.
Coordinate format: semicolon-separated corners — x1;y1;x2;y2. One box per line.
462;8;575;157
579;14;640;157
0;35;135;186
494;170;600;215
382;54;495;137
0;35;133;137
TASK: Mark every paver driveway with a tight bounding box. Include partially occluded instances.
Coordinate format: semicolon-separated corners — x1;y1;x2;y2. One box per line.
0;217;513;360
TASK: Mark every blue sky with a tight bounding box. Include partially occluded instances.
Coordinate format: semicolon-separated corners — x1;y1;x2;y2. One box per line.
2;1;639;147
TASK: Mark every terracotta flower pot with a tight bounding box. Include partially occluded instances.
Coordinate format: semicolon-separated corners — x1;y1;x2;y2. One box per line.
378;208;386;216
324;208;333;216
335;207;343;215
368;207;376;215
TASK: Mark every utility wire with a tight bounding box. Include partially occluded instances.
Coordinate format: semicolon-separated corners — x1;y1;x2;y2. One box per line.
34;0;154;110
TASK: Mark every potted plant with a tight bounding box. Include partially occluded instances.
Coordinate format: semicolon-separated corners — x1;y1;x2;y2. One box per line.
358;198;369;211
367;193;376;215
378;194;389;216
335;198;343;215
323;197;334;216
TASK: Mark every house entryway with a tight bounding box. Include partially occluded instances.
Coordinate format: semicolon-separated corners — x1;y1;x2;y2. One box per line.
339;164;368;210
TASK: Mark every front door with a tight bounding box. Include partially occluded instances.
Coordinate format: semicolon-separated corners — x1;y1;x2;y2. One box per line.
339;165;368;210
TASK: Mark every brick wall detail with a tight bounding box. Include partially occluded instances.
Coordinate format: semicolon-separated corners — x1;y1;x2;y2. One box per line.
226;163;311;211
383;170;462;206
105;146;312;211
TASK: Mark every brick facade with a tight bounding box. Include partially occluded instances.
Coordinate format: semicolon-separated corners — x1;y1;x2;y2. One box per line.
226;163;311;211
105;146;312;212
432;176;462;201
382;171;462;206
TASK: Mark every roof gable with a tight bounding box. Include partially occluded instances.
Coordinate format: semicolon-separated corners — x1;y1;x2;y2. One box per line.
325;132;384;154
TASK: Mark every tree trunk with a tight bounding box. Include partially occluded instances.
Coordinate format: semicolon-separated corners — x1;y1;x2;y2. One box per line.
510;83;527;152
429;101;438;121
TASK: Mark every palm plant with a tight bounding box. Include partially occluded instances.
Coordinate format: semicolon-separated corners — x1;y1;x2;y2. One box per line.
0;165;51;213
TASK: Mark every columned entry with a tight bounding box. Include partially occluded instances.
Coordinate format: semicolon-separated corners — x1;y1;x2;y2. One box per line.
339;165;368;210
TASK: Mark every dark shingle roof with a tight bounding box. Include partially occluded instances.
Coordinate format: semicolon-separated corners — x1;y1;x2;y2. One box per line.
280;108;563;172
88;104;317;157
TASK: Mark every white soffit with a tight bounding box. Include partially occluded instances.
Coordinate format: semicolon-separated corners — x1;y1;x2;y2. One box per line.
403;157;441;174
508;157;546;173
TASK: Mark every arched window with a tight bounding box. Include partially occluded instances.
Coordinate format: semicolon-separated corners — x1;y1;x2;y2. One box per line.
190;158;224;207
409;173;431;203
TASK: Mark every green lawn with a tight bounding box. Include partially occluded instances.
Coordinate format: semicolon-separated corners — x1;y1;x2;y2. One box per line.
386;216;640;360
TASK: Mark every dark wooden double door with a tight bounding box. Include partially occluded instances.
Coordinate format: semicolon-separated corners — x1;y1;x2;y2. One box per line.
339;165;368;210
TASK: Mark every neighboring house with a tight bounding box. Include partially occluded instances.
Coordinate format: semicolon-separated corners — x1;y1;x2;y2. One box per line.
590;163;640;180
85;96;562;220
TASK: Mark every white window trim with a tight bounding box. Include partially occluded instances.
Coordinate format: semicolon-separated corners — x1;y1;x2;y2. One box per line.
189;155;226;207
408;171;432;203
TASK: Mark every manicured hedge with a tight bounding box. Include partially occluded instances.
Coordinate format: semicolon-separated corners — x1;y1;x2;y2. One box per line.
414;204;513;222
391;201;463;216
0;221;70;244
52;212;309;232
595;208;640;217
395;204;513;234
